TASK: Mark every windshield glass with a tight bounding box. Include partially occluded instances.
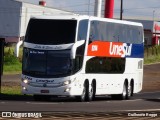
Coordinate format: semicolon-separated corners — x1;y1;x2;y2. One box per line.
23;48;72;78
25;19;77;45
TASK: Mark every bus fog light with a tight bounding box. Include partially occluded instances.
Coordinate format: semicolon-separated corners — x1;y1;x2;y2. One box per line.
22;86;27;91
64;88;71;92
63;80;71;86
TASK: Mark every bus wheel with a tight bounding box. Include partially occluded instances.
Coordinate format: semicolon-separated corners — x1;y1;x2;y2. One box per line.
89;81;96;101
111;82;129;100
77;81;89;102
120;82;128;100
127;81;134;98
127;83;132;99
130;81;134;96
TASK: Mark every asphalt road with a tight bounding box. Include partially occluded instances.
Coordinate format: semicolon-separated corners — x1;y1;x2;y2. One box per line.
0;91;160;119
0;63;160;119
0;91;160;112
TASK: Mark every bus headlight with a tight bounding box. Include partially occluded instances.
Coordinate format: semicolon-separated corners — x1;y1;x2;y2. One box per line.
63;80;71;86
23;79;28;84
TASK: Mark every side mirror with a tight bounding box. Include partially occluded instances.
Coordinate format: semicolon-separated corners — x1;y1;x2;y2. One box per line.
71;40;85;59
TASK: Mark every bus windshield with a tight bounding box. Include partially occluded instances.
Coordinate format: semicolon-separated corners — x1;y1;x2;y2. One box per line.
25;19;77;45
23;48;72;78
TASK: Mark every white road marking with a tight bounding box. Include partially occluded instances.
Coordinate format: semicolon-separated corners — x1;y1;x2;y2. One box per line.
26;102;60;105
125;99;143;102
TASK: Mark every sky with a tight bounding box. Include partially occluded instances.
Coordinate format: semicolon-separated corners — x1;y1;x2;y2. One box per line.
20;0;160;20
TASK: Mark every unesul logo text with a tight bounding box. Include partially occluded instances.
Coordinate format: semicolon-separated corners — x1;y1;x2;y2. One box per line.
109;42;132;57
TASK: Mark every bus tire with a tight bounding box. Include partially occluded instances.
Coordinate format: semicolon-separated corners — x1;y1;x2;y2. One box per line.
89;80;96;101
127;82;133;99
111;82;129;100
130;80;134;96
77;81;89;102
120;82;128;100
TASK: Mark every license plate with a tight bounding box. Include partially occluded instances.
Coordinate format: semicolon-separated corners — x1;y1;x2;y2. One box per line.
41;90;49;93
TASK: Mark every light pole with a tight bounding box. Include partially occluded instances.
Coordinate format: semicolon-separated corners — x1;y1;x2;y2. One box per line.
120;0;123;20
94;0;102;17
153;10;155;22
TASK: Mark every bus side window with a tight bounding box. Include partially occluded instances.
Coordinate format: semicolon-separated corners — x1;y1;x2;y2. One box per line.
86;57;125;74
89;21;101;43
77;20;88;41
89;21;95;43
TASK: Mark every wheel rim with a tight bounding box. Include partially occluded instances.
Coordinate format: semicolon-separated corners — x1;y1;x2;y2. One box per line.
128;84;132;97
81;87;86;101
89;86;93;100
122;84;127;99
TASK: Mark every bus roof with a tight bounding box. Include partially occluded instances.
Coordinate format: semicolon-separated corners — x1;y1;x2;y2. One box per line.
30;15;143;27
89;16;143;27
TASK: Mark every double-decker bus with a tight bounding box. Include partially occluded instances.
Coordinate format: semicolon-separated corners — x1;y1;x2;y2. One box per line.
22;15;144;101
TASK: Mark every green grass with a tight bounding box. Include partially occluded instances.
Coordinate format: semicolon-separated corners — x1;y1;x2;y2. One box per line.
144;55;160;64
1;86;21;95
144;46;160;64
3;47;22;74
3;64;22;74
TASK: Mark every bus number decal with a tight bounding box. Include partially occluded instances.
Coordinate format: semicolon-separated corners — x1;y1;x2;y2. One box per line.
92;45;98;51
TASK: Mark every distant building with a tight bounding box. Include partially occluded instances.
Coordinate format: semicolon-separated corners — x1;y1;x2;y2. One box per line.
0;0;73;43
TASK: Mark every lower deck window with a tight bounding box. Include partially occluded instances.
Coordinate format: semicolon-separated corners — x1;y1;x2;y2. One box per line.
86;57;125;74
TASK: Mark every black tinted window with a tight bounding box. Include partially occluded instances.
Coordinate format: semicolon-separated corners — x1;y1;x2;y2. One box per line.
25;19;77;45
22;48;72;78
86;57;125;74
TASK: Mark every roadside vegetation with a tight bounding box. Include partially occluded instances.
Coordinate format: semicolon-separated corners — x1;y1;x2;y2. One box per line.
144;45;160;64
1;86;21;95
3;46;22;74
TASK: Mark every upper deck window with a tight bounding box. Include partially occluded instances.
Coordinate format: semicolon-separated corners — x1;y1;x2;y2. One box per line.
89;20;143;44
25;19;77;45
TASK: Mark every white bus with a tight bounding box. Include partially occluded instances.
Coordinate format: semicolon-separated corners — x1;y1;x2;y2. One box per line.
22;15;144;101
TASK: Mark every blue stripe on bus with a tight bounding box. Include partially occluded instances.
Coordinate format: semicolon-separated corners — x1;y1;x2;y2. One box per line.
127;43;144;58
